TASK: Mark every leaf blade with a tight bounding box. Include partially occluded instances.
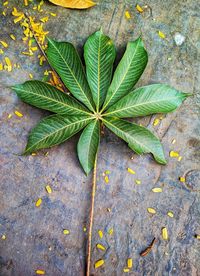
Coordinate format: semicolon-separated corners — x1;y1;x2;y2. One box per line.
77;119;100;175
102;37;148;111
104;84;189;118
84;29;116;111
12;80;91;116
46;38;95;111
48;0;96;9
25;115;92;154
103;117;166;164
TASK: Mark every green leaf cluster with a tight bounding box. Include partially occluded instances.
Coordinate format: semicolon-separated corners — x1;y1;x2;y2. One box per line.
12;29;189;175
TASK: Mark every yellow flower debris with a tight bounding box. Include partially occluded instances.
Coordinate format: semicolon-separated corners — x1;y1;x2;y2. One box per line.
45;185;52;194
153;118;160;126
147;207;156;214
14;14;25;24
31;153;37;156
2;10;6;16
10;34;16;40
96;243;106;251
0;49;4;54
167;211;174;218
50;13;57;17
35;270;45;275
123;268;130;272
169;151;179;157
63;229;70;235
0;40;8;48
108;228;114;235
178;156;182;161
127;168;136;174
195;235;200;240
127;258;133;268
0;63;3;71
162;227;168;240
105;170;111;174
14;110;23;117
40;17;49;23
4;57;12;72
1;234;6;240
35;198;42;207
152;187;162;193
179;176;185;182
158;31;166;39
7;114;12;119
125;11;131;19
171;139;176;144
94;259;104;269
104;175;109;183
24;0;28;6
83;227;87;232
136;4;143;12
3;1;8;6
29;73;33;79
135;179;141;185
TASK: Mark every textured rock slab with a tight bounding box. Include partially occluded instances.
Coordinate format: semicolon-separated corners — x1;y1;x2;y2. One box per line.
0;0;200;275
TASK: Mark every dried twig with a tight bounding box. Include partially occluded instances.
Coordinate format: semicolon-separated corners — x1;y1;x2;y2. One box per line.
140;237;157;257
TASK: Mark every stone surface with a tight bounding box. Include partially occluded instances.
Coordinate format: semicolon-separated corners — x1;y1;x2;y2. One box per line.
0;0;200;275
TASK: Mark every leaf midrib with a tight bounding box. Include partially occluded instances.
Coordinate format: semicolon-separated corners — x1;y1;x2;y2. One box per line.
102;39;140;111
15;87;91;116
49;40;94;112
26;117;91;152
97;33;102;112
104;94;184;116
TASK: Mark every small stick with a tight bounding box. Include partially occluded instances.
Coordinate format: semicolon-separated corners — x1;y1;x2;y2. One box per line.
140;237;157;257
24;12;66;92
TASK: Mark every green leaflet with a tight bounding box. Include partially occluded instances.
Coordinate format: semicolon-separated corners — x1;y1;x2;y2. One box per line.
12;80;91;116
84;29;116;111
103;117;166;164
25;115;92;154
102;37;148;111
77;120;100;175
104;84;189;118
46;38;95;111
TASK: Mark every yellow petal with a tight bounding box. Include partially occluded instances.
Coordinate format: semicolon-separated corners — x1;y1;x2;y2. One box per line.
127;168;136;174
125;11;131;19
158;31;166;39
127;258;133;268
48;0;96;9
98;230;103;239
147;207;156;214
162;227;168;240
63;229;70;235
167;211;174;218
94;259;104;269
152;187;162;193
14;110;23;117
136;4;143;13
45;185;52;194
35;198;42;207
35;270;45;275
96;243;106;251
